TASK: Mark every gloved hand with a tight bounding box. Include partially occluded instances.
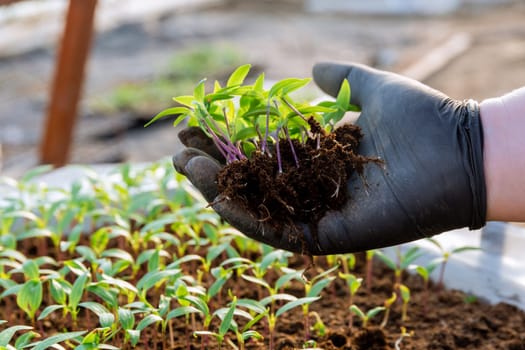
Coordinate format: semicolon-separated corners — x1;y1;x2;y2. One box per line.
173;62;487;255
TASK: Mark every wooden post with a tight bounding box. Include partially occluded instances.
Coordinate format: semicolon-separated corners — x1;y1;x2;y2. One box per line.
40;0;98;167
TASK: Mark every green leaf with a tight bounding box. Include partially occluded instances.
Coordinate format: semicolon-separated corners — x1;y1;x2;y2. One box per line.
100;249;134;263
219;299;237;337
173;95;195;107
144;107;190;127
241;274;270;290
136;269;181;294
415;266;429;281
136;314;162;331
17;280;43;319
99;274;138;294
20;165;53;182
75;246;97;263
398;284;410;302
0;284;22;298
0;325;33;346
169;254;204;268
14;331;39;349
451;246;480;254
275;297;320;317
308;277;335;298
231;127;257;143
118;308;135;330
366;306;386;319
254;72;265;92
38;305;65;320
208;273;231;299
269;78;311;98
260;293;297;307
236;299;266;314
147;250;160;272
27;331;86;350
374;250;396;270
400;247;422;269
242;330;263;342
350;305;365;320
260;250;291;271
69;273;89;309
127;329;141;347
86;284;118;310
335;79;350;111
166;306;201;321
99;313;115;328
179;295;209;316
79;301;110;317
22;260;39;280
194;79;206;102
227;64;251;87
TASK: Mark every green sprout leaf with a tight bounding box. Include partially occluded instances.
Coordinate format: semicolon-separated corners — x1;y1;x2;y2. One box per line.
275;297;320;317
0;325;33;346
28;330;86;350
227;64;251;87
17;280;43;321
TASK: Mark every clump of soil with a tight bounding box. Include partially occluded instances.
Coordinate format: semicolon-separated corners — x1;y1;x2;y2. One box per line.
217;118;374;252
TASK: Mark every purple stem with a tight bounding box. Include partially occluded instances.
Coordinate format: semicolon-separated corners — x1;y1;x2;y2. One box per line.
203;122;241;163
261;101;271;155
222;107;231;136
255;124;263;150
205;116;246;161
283;126;299;168
275;126;283;174
281;96;308;122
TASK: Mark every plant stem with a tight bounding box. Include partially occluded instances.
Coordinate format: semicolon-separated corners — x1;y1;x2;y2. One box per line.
402;303;408;323
438;259;448;290
222;107;231;136
283;126;299;168
275;127;283;174
380;308;390;329
203;122;240;163
366;251;374;293
281;96;308;122
304;310;310;340
261;101;271;154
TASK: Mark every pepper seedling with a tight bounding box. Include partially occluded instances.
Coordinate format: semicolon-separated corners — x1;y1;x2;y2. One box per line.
349;305;385;328
426;238;480;289
146;64;357;170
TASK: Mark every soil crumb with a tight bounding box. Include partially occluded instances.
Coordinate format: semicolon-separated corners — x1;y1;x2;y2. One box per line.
217;118;375;253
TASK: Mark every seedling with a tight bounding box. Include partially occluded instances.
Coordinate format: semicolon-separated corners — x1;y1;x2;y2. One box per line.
349;305;385;328
338;272;362;329
365;250;375;292
396;284;411;323
409;261;439;310
395;327;414;350
379;292;397;329
274;265;337;340
375;247;422;286
427;238;480;289
146;64;355;164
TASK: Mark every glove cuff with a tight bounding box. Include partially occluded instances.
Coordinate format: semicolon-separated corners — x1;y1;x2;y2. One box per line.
462;99;487;229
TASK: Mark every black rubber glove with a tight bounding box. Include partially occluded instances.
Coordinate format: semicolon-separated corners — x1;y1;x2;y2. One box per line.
173;62;487;255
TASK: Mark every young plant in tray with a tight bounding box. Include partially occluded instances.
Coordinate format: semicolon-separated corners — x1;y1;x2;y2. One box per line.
426;238;480;289
147;64;374;253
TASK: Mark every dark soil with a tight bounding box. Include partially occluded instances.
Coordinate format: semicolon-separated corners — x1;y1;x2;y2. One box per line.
217;119;373;253
2;236;525;349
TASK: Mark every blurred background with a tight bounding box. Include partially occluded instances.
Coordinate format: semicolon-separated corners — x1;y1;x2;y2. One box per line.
0;0;524;176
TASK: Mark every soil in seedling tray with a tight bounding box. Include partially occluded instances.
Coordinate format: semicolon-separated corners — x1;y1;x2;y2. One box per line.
218;118;373;252
2;235;525;349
